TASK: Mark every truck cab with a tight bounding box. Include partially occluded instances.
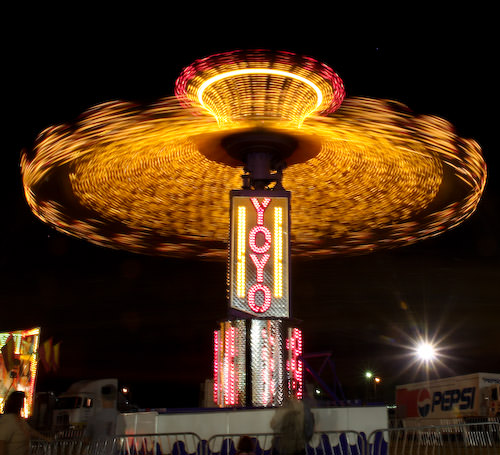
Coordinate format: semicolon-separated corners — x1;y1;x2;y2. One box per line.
53;393;96;429
484;383;500;417
52;379;118;430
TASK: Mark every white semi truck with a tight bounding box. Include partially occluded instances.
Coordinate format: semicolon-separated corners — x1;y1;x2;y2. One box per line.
52;378;119;429
396;372;500;427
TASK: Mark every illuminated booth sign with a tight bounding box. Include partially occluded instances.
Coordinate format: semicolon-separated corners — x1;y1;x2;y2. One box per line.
0;327;40;417
229;190;290;318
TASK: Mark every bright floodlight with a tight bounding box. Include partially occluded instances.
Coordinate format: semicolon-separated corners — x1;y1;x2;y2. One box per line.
416;342;436;361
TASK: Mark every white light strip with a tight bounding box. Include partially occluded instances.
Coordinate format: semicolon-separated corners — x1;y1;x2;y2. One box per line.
198;68;324;112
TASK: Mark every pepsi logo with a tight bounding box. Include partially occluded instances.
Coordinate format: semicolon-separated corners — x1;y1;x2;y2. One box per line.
417;388;431;417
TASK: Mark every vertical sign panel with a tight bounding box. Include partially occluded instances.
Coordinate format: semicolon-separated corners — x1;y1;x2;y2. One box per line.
286;327;303;400
213;321;246;407
230;190;290;318
250;319;285;407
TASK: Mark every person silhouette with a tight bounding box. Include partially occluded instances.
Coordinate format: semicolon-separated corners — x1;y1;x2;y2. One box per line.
0;391;50;455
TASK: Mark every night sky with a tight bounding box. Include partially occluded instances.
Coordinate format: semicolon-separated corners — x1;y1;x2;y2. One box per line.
2;10;499;408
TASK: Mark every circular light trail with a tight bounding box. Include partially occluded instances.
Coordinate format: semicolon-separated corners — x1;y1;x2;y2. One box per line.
20;50;487;260
175;49;345;127
197;68;325;121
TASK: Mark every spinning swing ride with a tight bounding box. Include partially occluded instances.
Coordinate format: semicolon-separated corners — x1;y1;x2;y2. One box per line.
21;49;486;407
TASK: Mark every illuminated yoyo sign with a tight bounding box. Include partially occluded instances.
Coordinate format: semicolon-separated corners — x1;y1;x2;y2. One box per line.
229;190;290;317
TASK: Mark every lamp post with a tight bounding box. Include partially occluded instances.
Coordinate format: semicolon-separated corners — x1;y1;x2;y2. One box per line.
364;371;382;402
374;376;381;400
365;371;373;402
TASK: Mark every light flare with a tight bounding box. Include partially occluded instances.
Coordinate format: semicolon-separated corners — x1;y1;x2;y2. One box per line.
416;342;437;362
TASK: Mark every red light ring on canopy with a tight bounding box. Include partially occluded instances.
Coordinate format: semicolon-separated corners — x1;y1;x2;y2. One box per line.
175;49;345;123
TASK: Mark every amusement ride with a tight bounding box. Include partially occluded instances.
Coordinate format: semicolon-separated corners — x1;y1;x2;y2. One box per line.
21;49;486;408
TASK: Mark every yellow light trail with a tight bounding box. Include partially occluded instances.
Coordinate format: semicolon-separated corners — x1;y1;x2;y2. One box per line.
20;96;486;259
274;206;283;298
236;205;246;297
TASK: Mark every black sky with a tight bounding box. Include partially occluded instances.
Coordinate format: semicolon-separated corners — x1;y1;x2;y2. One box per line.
2;10;499;407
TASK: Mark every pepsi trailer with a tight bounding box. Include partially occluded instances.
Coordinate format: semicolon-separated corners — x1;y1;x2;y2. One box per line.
396;372;500;427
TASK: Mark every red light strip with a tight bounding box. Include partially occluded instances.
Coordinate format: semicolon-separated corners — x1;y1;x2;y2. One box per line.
249;253;270;283
251;197;271;224
248;283;272;313
287;328;303;399
213;330;219;404
261;326;273;405
248;225;272;253
223;325;237;405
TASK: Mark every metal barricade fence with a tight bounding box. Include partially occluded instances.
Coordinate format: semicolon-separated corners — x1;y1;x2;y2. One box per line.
31;438;108;455
367;421;500;455
31;432;204;455
307;431;366;455
32;431;366;455
207;431;366;455
30;423;500;455
207;433;275;455
113;432;204;455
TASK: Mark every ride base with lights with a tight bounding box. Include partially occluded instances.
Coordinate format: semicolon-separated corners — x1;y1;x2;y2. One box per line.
213;132;302;408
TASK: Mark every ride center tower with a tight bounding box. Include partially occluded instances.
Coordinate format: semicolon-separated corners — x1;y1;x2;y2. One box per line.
175;50;346;407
